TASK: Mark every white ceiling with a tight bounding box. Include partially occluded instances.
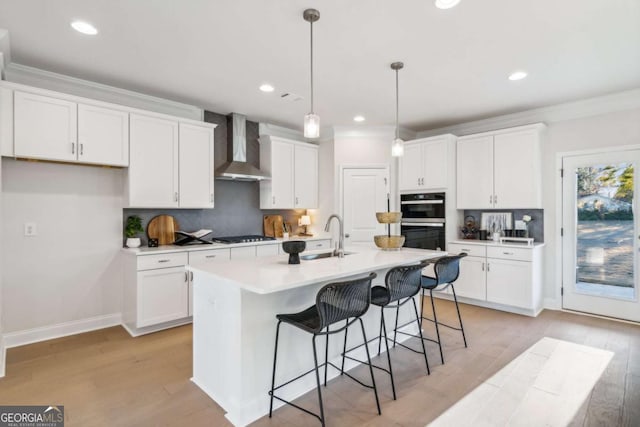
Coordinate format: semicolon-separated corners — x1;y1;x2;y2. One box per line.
0;0;639;132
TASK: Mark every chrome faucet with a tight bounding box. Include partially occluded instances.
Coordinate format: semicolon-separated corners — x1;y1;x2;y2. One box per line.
324;214;345;258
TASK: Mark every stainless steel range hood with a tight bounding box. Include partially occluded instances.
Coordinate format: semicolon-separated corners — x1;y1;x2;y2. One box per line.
215;113;271;181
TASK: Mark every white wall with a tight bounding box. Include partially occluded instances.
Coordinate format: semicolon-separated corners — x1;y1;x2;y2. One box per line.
1;159;124;335
0;151;4;376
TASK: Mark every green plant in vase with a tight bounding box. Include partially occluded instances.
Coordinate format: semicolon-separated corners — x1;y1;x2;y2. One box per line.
125;215;144;248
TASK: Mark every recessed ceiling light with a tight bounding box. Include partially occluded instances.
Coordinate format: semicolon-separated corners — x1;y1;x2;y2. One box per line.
71;20;98;35
259;84;275;93
353;115;365;122
435;0;461;9
509;71;528;81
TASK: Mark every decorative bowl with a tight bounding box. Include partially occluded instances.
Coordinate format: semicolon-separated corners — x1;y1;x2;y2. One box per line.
376;212;402;224
282;240;307;264
374;235;405;250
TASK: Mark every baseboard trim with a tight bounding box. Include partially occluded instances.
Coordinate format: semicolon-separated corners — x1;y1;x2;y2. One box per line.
3;313;122;349
544;297;561;310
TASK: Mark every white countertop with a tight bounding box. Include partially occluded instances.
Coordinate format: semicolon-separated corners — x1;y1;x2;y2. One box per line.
188;244;445;294
449;239;546;248
121;234;332;256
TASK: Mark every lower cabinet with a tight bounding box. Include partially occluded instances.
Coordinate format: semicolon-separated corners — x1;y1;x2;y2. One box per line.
137;266;189;328
447;242;543;316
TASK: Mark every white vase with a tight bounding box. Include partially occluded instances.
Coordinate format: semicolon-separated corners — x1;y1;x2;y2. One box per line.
126;237;141;248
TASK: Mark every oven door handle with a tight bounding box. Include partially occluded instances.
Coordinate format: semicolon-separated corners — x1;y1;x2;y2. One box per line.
401;222;444;227
400;200;444;205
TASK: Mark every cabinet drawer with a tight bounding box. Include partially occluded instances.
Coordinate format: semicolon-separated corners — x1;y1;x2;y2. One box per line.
137;252;188;271
257;244;279;257
305;239;331;251
189;248;231;266
487;246;532;262
447;243;486;257
230;246;256;259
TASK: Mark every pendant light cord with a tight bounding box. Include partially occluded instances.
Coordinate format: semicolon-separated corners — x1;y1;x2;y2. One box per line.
310;19;314;114
395;68;399;140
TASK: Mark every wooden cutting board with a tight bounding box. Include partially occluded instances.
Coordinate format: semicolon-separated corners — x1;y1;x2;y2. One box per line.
147;215;179;245
263;215;284;237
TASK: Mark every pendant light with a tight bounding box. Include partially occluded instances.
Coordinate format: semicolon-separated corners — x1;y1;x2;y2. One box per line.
303;9;320;138
391;62;404;157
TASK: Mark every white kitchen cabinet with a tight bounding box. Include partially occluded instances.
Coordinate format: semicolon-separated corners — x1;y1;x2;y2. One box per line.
127;114;180;208
77;103;129;166
456;124;544;209
0;87;14;156
137;266;189;328
259;136;318;209
256;244;279;257
399;135;455;191
446;241;543;316
179;123;215;208
231;246;257;259
14;91;77;162
188;248;231;266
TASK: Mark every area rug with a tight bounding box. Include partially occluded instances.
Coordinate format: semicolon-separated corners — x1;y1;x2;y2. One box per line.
428;337;614;426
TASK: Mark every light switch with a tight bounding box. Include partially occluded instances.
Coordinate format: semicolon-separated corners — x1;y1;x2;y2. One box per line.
24;222;37;236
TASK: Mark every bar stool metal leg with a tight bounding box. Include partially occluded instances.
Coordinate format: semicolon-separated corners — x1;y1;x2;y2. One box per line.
340;319;348;375
412;297;431;375
324;326;329;386
392;304;400;347
312;335;326;427
451;285;468;348
430;289;445;364
377;314;384;356
358;318;381;415
269;320;282;418
380;309;397;400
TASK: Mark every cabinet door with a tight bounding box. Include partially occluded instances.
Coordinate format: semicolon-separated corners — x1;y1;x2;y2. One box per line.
453;256;487;300
137;266;189;327
269;141;295;208
456;136;494;209
78;104;129;166
14;91;77;162
256;244;279;257
128;114;179;207
294;144;318;208
399;143;423;191
423;140;448;189
493;130;541;208
179;123;214;208
230;246;256;259
486;258;532;309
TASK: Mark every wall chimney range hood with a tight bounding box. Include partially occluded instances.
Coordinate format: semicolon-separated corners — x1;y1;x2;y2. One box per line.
215;113;271;181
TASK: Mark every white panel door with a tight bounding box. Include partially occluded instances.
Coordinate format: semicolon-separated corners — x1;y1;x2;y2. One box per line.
128;114;179;207
14;91;77;162
294;144;318;208
270;141;295;208
77;104;129;166
343;168;389;243
399;143;424;191
486;258;532;308
179;123;214;208
454;256;487;300
456;136;494;209
423;140;448;189
562;150;640;322
137;267;189;328
494;130;540;208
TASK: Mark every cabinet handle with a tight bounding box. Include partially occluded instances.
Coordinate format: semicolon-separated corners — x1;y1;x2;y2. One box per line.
503;252;514;255
487;263;490;272
190;271;193;281
205;254;217;258
482;262;485;271
494;194;498;205
489;195;493;204
461;249;471;252
272;196;275;205
80;143;84;156
210;193;214;203
315;243;323;247
158;259;171;263
174;192;179;202
71;142;75;155
184;272;188;282
295;197;299;205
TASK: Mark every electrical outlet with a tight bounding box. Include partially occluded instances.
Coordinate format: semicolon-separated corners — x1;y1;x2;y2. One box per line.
24;222;37;236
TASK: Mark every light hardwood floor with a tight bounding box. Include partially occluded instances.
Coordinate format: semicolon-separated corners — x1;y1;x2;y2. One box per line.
1;299;638;426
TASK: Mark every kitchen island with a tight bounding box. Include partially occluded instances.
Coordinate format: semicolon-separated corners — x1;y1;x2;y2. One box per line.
188;244;444;426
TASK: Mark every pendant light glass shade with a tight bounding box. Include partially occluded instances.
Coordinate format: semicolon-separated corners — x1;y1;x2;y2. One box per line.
303;9;320;139
304;113;320;139
390;61;405;157
391;138;404;157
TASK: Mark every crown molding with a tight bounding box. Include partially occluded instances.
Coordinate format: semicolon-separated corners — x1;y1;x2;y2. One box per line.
333;125;416;141
417;88;640;138
4;63;203;121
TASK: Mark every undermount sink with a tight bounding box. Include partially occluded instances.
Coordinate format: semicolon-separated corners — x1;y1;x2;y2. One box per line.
300;251;355;261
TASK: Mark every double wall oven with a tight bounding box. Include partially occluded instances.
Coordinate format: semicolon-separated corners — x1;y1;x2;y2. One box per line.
400;192;445;251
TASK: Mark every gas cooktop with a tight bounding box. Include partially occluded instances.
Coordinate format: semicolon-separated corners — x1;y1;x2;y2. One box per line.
211;235;276;244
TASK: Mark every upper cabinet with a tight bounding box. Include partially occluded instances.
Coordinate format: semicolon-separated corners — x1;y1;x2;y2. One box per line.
399;135;455;192
126;114;214;209
13;91;129;166
259;136;318;209
456;124;545;209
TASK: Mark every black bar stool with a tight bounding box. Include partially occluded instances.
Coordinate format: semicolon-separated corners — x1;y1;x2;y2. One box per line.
420;253;468;364
268;272;380;426
341;262;431;401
